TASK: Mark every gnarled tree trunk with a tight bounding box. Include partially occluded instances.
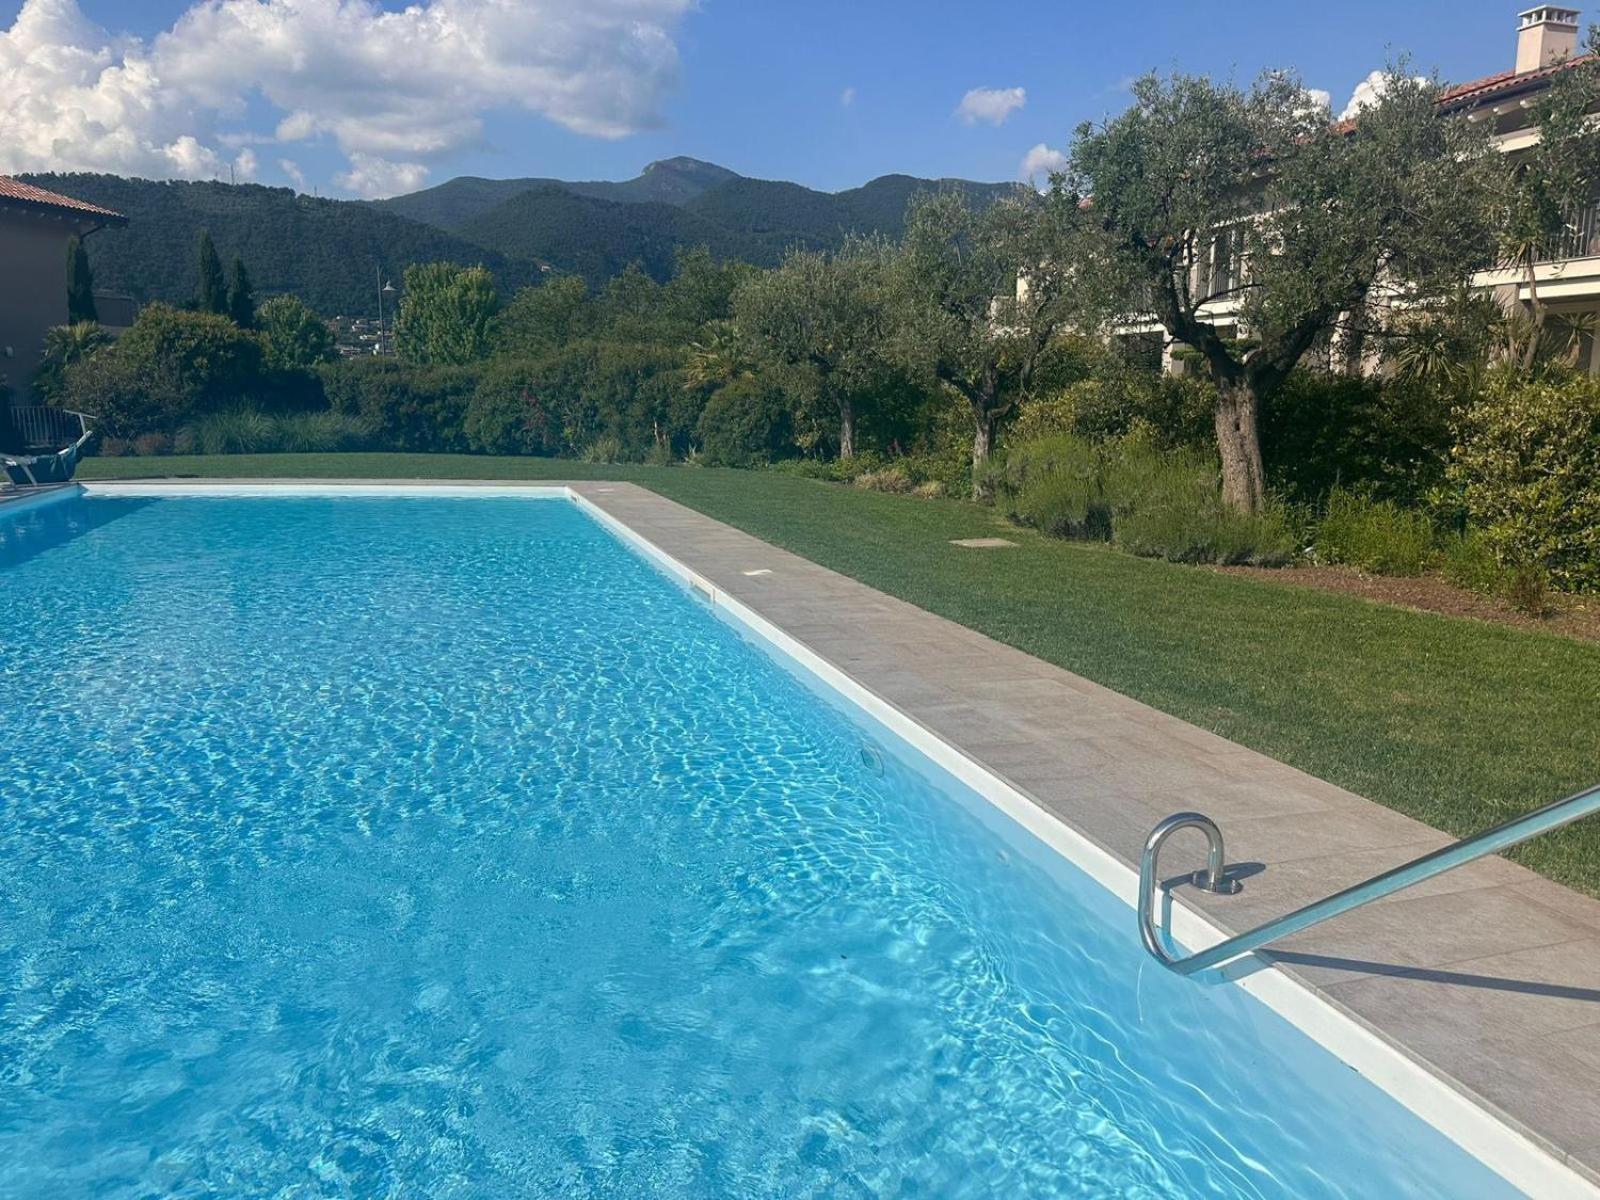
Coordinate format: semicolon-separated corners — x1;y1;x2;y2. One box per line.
1214;379;1267;513
838;395;857;460
971;407;999;500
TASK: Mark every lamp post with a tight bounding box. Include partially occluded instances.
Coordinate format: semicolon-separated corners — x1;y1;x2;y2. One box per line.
381;281;396;356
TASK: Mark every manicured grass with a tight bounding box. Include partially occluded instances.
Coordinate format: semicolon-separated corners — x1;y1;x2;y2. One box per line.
79;453;1600;893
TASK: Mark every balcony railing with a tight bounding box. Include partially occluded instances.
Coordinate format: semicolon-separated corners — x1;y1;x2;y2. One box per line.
1539;198;1600;263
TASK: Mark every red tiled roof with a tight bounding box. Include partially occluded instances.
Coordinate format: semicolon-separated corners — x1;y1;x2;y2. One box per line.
1436;53;1595;109
0;177;126;224
1323;55;1593;138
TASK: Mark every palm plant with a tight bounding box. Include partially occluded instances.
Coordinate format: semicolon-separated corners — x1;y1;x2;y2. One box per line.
34;321;112;402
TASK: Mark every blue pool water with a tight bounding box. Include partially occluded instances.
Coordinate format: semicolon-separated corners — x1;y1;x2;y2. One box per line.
0;493;1521;1199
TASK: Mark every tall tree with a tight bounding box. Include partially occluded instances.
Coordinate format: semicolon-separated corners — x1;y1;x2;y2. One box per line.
256;295;336;371
734;239;893;459
885;190;1097;495
227;258;256;328
394;262;498;365
195;230;228;315
66;236;97;324
1069;70;1500;511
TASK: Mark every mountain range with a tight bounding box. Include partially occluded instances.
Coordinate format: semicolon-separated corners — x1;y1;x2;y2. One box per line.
21;159;1019;317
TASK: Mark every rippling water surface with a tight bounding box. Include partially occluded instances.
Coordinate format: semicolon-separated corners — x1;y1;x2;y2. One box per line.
0;495;1519;1198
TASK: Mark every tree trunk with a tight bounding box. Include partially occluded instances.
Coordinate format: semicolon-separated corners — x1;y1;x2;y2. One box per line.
1521;250;1547;374
1214;380;1266;513
971;408;998;501
838;396;857;460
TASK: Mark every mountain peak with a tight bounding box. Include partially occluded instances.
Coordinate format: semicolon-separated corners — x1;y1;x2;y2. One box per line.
642;157;739;182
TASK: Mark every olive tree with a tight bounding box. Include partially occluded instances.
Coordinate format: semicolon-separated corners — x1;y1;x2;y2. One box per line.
733;239;892;459
1068;70;1500;511
885;189;1099;495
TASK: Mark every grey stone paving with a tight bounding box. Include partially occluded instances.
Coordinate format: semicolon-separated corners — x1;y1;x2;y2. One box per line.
73;478;1600;1185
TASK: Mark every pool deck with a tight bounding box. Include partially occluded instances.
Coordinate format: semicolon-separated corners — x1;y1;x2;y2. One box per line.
45;478;1600;1189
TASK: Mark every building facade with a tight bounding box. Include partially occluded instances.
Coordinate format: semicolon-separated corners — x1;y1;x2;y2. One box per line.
0;177;127;404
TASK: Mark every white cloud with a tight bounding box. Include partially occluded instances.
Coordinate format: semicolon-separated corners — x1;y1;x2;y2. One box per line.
279;158;307;192
337;153;430;200
956;85;1026;127
1304;88;1332;112
1339;69;1428;120
1018;143;1067;187
232;147;258;182
840;86;856;107
0;0;692;197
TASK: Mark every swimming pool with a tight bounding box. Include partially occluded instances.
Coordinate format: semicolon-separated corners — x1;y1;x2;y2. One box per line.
0;489;1539;1196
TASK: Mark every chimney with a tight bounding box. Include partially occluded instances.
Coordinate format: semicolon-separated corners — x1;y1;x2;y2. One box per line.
1517;6;1582;73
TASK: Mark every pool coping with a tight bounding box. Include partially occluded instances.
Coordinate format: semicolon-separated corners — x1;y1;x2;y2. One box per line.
55;479;1600;1197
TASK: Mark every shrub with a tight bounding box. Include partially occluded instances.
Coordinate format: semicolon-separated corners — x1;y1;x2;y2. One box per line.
994;432;1295;566
697;376;796;467
274;411;369;453
854;466;913;494
320;359;476;452
58;303;262;437
1262;370;1452;505
913;480;946;500
1011;373;1215;449
192;410;275;455
1450;369;1600;592
999;435;1106;537
1116;499;1297;566
132;432;171;457
580;434;627;464
466;361;559;456
1441;529;1507;595
1313;488;1437;576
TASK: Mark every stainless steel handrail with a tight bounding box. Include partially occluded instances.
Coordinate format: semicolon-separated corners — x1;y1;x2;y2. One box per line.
1139;783;1600;976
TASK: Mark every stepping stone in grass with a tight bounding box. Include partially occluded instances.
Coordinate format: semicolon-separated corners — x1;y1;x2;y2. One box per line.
949;537;1018;549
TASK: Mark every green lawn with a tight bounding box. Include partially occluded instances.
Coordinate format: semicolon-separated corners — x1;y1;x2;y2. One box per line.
78;453;1600;893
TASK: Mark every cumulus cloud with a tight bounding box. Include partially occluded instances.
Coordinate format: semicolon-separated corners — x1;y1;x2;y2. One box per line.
1339;69;1428;120
279;158;308;192
1018;143;1067;187
0;0;692;197
956;86;1026;126
337;153;430;201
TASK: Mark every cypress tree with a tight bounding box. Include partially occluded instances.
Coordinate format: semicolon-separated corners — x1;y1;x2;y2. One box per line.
66;236;97;324
227;258;256;328
196;230;227;315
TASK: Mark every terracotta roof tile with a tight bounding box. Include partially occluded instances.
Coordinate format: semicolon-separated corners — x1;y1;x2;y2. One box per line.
1436;54;1595;109
0;177;126;224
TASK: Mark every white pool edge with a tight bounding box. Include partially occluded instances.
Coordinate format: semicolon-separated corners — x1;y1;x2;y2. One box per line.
71;480;1597;1198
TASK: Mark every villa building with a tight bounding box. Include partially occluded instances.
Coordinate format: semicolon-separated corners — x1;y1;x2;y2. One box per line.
1132;6;1600;375
0;176;127;403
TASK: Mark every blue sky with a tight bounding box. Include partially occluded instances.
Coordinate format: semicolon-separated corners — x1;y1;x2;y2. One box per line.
0;0;1559;196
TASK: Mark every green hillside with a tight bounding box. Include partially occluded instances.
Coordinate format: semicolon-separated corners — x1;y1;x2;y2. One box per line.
19;161;1017;311
453;186;761;284
451;169;1024;280
20;173;542;316
377;157;741;230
